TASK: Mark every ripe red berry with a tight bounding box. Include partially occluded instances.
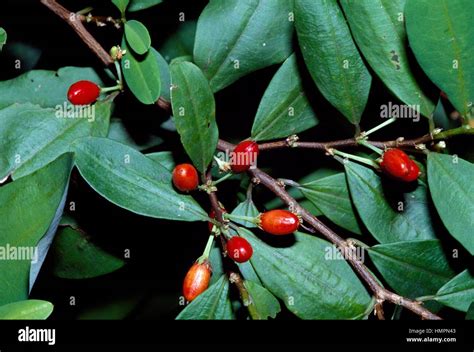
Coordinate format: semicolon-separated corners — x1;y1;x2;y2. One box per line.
67;80;101;105
380;149;420;182
183;261;212;302
260;210;300;236
226;236;253;263
172;163;199;192
231;140;259;173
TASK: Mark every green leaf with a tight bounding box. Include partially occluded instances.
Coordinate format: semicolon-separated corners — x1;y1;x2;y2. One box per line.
251;54;319;141
0;155;72;305
345;161;437;243
467;303;474;320
128;0;162;12
176;275;234;320
368;240;455;298
159;21;196;62
122;39;161;104
237;261;261;285
427;153;474;254
194;0;293;92
340;0;435;118
0;300;54;320
0;101;111;180
295;0;371;124
243;280;281;320
145;151;175;171
299;173;363;235
0;67;104;109
112;0;129;14
239;229;372;319
0;27;6;51
231;198;260;228
170;61;218;172
431;270;474;312
155;49;171;101
125;20;151;55
107;118;163;151
72;137;207;221
406;0;474;119
208;244;225;285
51;227;125;279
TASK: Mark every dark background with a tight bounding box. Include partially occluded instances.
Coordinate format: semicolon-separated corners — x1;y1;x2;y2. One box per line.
0;0;469;320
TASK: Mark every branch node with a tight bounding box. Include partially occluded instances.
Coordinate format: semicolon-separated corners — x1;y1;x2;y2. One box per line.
286;134;299;147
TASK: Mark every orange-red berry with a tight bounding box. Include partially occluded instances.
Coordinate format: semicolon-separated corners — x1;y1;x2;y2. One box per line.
172;163;199;192
67;80;101;105
182;261;211;302
380;149;420;182
260;210;299;235
226;236;253;263
231;140;259;173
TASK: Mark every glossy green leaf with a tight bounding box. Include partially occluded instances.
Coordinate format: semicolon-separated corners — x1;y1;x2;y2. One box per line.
244;280;281;320
128;0;162;12
299;173;363;235
0;27;6;51
239;229;372;319
112;0;129;14
176;275;234;320
170;61;218;172
340;0;435;118
159;21;196;62
155;49;171;101
107;118;163;151
231;198;260;228
0;67;104;109
0;155;72;305
145;151;175;171
237;261;261;285
0;101;111;180
125;20;151;55
427;153;474;254
368;240;455;298
251;54;318;141
431;270;474;312
0;300;53;320
406;0;474;119
51;227;125;279
345;161;437;243
72;137;207;221
121;39;161;104
194;0;293;92
208;244;225;285
295;0;371;124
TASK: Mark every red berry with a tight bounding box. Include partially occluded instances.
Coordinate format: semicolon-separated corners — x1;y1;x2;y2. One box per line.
231;140;259;173
67;80;101;105
380;149;419;182
172;164;199;192
183;261;212;302
260;210;300;236
208;208;227;232
226;236;253;263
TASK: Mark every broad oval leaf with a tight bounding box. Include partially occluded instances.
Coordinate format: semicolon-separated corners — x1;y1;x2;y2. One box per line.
112;0;129;14
427;153;474;254
368;240;455;298
176;275;234;320
125;20;151;55
51;227;125;279
431;270;474;312
0;300;53;320
340;0;435;118
345;161;437;243
251;54;319;141
159;21;196;63
299;173;363;235
239;229;372;319
145;151;175;171
155;49;171;101
295;0;371;124
231;198;260;228
121;39;161;104
0;155;72;305
170;61;218;172
0;27;6;51
72;137;207;222
194;0;293;92
0;67;104;109
0;101;111;180
128;0;162;12
243;280;281;320
406;0;474;119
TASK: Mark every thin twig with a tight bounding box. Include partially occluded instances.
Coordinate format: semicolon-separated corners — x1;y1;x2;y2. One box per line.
40;0;113;66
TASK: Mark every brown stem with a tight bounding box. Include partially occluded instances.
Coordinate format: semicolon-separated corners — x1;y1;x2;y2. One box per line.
40;0;113;66
229;272;260;319
78;14;123;28
217;140;442;320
